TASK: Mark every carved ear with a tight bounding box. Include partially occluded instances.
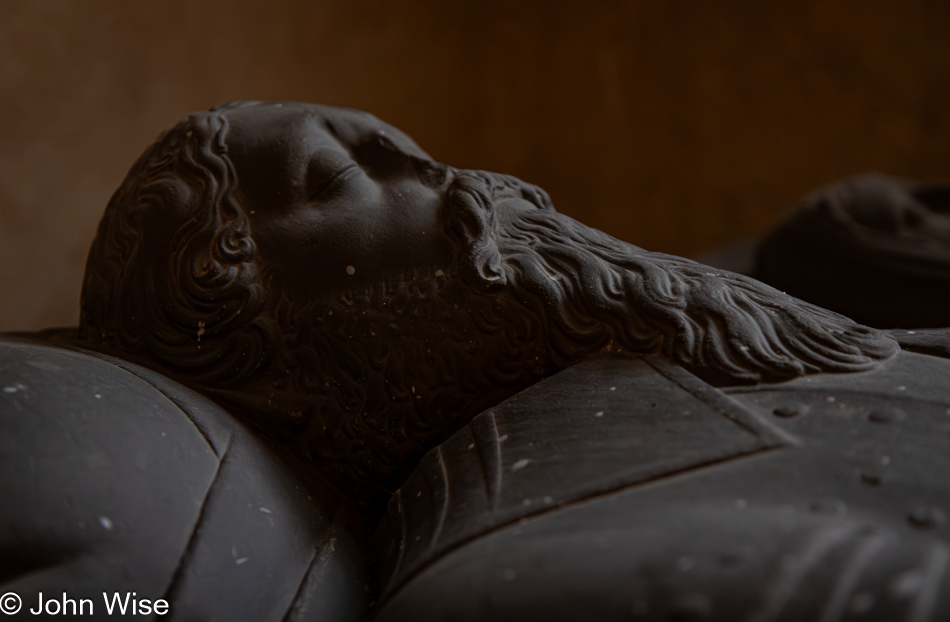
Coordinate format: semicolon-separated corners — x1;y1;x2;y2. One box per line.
443;175;508;291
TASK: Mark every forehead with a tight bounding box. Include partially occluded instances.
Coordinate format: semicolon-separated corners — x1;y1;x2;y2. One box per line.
221;102;431;160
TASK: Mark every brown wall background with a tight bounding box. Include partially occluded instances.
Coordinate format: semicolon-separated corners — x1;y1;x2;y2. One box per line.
2;1;949;331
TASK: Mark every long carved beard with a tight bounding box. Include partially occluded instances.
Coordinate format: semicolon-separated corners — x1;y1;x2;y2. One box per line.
262;170;899;508
489;205;899;385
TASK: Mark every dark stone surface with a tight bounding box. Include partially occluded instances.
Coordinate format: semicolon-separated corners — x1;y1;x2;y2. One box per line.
887;329;950;359
373;355;785;599
5;102;949;621
0;337;369;621
74;101;898;510
373;352;950;621
754;174;950;329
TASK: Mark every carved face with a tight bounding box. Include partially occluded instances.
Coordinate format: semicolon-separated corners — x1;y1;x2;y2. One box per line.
222;102;454;301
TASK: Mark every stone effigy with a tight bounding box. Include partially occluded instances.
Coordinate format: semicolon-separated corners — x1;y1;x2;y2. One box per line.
755;173;950;329
2;101;949;621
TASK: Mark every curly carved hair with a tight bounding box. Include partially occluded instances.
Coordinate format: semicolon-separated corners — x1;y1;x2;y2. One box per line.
76;104;899;506
443;171;899;386
79;103;278;385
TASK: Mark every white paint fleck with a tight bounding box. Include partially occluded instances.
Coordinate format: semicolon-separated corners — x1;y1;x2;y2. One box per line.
467;443;475;450
826;396;836;403
897;386;907;391
94;393;102;399
346;265;356;275
99;516;113;531
595;411;604;417
908;331;916;335
3;386;16;393
259;507;273;514
499;434;509;442
512;458;530;472
610;386;616;391
235;557;249;565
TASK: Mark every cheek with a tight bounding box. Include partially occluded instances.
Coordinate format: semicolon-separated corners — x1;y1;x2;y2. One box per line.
254;216;377;300
378;181;449;260
251;180;452;302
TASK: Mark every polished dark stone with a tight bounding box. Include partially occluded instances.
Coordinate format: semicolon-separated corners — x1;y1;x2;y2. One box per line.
3;102;949;621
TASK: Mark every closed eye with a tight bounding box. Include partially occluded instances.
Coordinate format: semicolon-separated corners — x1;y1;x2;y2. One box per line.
307;152;362;201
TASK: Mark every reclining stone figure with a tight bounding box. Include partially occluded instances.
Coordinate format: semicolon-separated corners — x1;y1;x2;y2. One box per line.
754;172;950;330
2;101;949;621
